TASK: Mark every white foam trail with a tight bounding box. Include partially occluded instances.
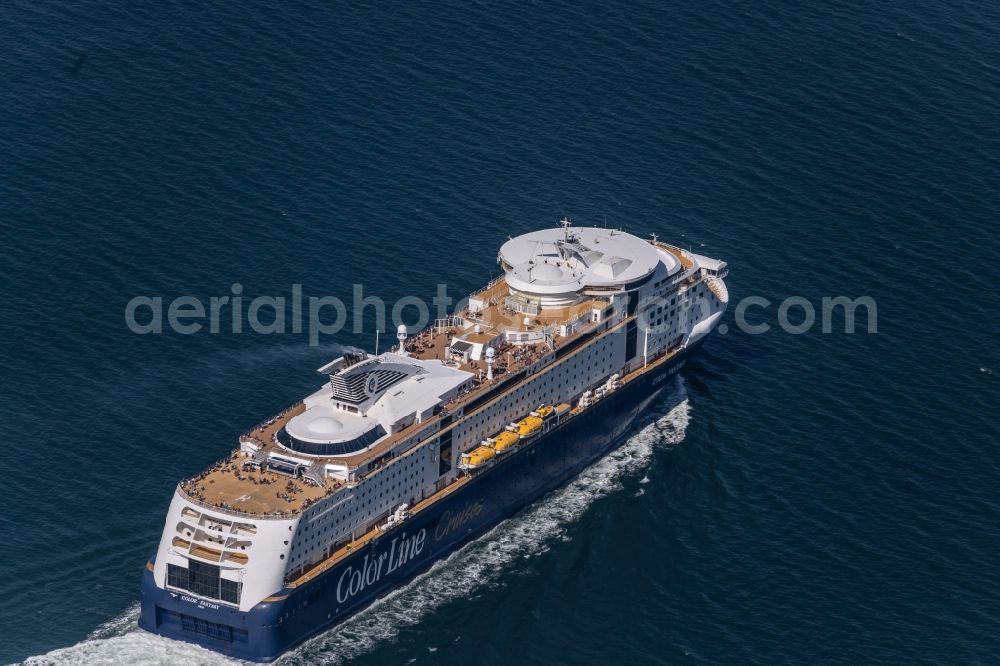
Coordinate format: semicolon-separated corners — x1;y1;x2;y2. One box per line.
19;602;239;666
20;378;689;666
84;603;141;641
20;630;239;666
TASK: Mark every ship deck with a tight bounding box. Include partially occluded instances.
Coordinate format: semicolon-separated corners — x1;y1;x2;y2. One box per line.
177;272;668;518
180;403;344;516
180;315;590;517
178;333;554;517
463;278;602;331
180;456;339;516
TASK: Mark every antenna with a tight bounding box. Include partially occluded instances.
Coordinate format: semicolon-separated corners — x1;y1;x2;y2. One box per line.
374;329;380;356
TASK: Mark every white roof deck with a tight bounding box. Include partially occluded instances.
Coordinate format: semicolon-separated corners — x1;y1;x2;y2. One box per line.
288;353;473;444
498;225;678;295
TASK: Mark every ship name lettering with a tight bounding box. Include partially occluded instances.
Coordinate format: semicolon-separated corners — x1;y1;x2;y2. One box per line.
336;528;427;603
180;594;219;610
434;501;484;541
653;360;686;385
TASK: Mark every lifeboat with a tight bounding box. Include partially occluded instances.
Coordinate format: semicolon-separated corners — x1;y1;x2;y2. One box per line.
516;415;544;438
492;430;520;454
531;404;555;419
460;445;496;469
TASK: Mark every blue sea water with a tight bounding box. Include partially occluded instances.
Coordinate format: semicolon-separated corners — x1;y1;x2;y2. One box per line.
1;0;999;663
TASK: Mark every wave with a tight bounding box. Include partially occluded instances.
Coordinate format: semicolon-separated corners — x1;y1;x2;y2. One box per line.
19;378;689;666
20;601;236;666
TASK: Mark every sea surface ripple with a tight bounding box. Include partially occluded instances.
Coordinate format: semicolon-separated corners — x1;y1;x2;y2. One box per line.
1;0;998;663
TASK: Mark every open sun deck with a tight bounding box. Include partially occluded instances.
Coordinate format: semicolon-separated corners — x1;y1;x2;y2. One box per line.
462;278;604;331
180;298;618;518
176;242;699;519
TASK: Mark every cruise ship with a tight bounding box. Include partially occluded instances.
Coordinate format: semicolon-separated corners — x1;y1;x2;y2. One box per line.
138;221;729;661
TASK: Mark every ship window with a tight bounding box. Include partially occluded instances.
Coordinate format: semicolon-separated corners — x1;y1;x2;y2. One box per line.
167;563;186;589
220;579;241;604
166;561;242;605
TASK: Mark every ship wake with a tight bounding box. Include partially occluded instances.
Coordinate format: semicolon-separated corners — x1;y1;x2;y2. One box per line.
20;378;689;666
21;602;232;666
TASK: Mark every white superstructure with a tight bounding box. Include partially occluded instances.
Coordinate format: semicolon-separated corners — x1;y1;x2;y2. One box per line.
149;221;728;612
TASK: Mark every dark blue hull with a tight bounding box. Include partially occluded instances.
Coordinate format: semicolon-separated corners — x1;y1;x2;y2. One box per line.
139;343;699;661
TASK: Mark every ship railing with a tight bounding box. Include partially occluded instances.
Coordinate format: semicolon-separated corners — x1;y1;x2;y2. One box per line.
240;401;304;438
503;294;541;316
433;316;464;330
176;485;301;520
651;240;697;271
468;274;506;302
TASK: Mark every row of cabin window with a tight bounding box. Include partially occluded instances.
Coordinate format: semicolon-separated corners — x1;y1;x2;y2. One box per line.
455;343;615;449
287;456;434;564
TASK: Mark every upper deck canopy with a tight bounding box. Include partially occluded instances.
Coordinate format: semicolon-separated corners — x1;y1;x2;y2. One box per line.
498;224;678;295
284;353;472;454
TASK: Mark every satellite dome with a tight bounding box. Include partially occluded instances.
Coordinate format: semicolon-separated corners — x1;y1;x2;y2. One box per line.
308;417;344;435
531;262;564;280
